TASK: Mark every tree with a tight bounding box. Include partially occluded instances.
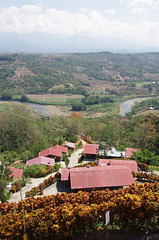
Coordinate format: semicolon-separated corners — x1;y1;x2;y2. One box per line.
20;95;28;102
54;163;61;172
1;92;13;101
55;136;65;146
71;103;86;111
64;155;70;168
0;164;13;202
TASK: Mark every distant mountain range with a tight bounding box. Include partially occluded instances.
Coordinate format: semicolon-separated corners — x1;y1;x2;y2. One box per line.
1;32;159;53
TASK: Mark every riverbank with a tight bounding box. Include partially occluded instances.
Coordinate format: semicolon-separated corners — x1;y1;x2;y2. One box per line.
0;95;158;118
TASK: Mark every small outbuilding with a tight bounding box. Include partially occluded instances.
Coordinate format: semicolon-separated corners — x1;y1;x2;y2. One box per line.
98;159;138;173
26;156;55;167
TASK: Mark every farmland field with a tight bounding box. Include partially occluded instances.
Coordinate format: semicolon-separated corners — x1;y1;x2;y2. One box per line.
26;94;83;103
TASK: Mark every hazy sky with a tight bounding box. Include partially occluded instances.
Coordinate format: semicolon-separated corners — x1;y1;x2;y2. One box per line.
1;0;159;52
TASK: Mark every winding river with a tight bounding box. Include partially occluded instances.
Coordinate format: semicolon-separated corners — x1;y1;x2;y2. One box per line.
26;97;150;117
119;97;150;117
1;97;154;117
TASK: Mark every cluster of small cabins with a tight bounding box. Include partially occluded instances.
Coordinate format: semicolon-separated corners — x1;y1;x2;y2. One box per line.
61;146;139;191
4;143;140;192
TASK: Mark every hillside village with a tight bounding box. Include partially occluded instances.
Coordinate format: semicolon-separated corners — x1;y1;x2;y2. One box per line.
3;141;158;203
0;52;159;239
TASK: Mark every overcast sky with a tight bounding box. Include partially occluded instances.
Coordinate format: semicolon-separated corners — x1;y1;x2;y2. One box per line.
1;0;159;53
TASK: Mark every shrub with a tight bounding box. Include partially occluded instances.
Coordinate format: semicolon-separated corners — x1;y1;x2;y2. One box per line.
23;164;53;178
20;94;28;102
54;163;61;172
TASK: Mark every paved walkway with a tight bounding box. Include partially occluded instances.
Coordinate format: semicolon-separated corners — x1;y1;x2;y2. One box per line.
9;148;84;203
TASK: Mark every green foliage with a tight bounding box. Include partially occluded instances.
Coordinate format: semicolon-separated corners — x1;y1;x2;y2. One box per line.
20;94;28;102
0;151;19;165
71;102;86;111
0;107;41;152
64;155;70;168
21;150;33;163
81;95;114;105
132;149;159;166
54;163;61;172
130;97;159;116
0;52;159;96
1;92;13;100
0;164;13;202
68;149;73;157
23;164;46;178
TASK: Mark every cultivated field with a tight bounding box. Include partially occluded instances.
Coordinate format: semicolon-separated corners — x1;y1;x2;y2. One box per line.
26;94;83;103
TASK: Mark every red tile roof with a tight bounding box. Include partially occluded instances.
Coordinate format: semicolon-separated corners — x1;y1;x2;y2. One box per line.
8;167;23;180
83;144;99;155
125;148;140;158
98;159;138;173
61;166;134;189
26;156;55;166
39;147;62;158
52;145;68;154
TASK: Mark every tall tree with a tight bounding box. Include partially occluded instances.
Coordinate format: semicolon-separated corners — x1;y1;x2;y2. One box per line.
0;164;13;202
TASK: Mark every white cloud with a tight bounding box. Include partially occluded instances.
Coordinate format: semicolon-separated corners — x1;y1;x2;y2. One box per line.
104;9;116;15
121;0;159;13
0;4;159;47
131;6;147;13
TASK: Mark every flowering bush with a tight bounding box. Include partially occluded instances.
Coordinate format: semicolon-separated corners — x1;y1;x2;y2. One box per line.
25;172;61;197
132;171;159;182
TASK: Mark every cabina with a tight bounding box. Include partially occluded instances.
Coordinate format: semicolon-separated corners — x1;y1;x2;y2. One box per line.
61;165;134;190
98;159;138;173
26;156;55;167
63;142;76;151
52;145;68;155
39;147;62;162
8;167;23;180
83;144;99;160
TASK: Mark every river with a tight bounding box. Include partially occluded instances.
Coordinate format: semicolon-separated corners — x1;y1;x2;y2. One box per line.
25;97;150;117
119;97;150;117
0;97;154;117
